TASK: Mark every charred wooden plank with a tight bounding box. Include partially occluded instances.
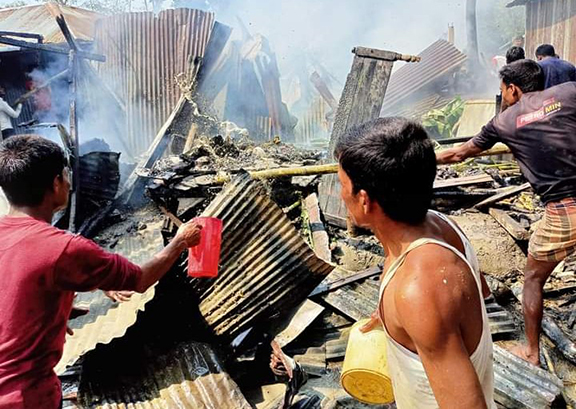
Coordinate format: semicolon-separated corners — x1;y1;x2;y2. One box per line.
474;182;531;210
489;208;530;241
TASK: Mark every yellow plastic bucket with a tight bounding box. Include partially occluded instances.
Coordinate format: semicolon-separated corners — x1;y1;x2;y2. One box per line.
341;318;394;405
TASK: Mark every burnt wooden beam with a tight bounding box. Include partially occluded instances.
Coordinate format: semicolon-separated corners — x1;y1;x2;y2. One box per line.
68;51;79;233
327;47;406;157
120;95;188;207
0;35;105;62
433;173;493;189
310;265;382;297
310;71;338;111
352;46;420;62
473;182;531;210
0;31;43;42
55;15;78;51
319;46;420;226
489;208;530;241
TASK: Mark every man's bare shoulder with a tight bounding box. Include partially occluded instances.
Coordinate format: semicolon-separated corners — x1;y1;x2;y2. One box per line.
393;244;477;333
396;244;474;296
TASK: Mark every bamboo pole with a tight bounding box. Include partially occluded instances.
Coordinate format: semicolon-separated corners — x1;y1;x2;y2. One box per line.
214;145;513;184
13;69;69;106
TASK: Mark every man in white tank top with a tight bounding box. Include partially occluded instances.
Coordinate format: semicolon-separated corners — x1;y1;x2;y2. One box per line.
335;117;495;408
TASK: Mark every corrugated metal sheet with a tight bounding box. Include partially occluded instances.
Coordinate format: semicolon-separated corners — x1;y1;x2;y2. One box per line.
81;341;251;409
93;9;215;155
294;96;331;145
494;343;563;408
185;173;334;340
380;94;453;120
79;152;120;203
317;266;516;337
0;3;101;47
315;270;561;407
509;0;576;63
380;39;468;116
55;217;164;375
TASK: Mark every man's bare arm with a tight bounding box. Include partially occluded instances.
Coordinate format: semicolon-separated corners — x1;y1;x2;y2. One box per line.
436;140;484;164
135;220;202;293
396;251;488;409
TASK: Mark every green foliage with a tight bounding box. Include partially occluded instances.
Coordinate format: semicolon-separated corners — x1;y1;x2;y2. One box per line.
422;96;465;140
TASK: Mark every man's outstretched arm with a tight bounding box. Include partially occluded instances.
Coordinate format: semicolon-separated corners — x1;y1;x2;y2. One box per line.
53;220;202;294
135;220;201;292
436;140;485;164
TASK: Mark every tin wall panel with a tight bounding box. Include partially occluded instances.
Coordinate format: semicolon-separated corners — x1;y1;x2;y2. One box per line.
0;3;101;48
81;341;251;409
510;0;576;63
55;217;164;375
380;40;467;116
184;173;334;340
93;9;215;155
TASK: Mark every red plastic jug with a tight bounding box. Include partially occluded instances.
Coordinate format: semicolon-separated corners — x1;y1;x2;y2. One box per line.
188;217;223;278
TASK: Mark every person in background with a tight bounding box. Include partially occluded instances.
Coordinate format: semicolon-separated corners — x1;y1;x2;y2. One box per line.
437;60;576;366
512;35;525;48
535;44;576;88
0;135;203;409
497;46;527;112
506;46;525;64
0;87;22;140
338;118;495;408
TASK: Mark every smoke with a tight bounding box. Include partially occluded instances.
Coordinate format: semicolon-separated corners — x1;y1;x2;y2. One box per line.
166;0;524;143
22;53;133;160
194;0;468;81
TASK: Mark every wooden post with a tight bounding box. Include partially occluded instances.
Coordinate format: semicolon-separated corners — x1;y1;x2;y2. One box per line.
68;51;79;232
319;47;419;228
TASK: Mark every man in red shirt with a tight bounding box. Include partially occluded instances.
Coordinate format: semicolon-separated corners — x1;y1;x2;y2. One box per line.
0;134;202;408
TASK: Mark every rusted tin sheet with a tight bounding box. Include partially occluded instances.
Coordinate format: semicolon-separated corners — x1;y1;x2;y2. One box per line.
317;266;516;337
186;173;334;340
381;39;467;117
494;344;563;408
81;341;251;409
0;3;101;47
93;9;215;155
55;217;164;375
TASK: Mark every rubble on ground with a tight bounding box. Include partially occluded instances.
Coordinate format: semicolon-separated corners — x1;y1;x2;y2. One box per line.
58;127;576;409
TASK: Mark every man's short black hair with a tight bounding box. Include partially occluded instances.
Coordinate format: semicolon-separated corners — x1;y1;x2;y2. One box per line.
0;134;67;206
334;117;437;225
500;59;545;93
535;44;556;57
506;46;525;64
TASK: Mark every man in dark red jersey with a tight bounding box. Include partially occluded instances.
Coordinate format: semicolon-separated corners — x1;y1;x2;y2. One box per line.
0;135;202;408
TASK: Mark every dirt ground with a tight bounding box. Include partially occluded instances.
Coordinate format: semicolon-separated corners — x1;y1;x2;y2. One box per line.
451;211;527;277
